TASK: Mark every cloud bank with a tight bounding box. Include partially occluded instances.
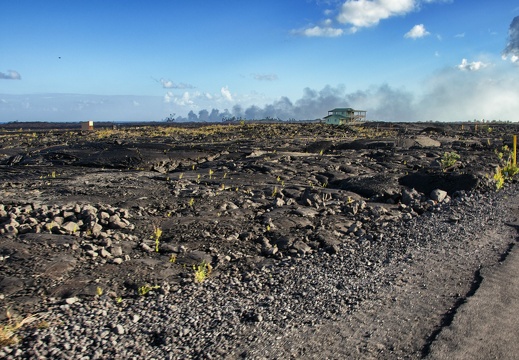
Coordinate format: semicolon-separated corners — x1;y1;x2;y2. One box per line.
2;65;519;123
0;94;167;122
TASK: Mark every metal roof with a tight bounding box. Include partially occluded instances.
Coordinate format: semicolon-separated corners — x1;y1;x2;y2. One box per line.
329;108;354;112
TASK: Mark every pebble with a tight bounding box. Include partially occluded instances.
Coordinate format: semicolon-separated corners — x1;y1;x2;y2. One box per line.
98;247;111;258
114;324;125;335
65;297;79;304
111;246;123;257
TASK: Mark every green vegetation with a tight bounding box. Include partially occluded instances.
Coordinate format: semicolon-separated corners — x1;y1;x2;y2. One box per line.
440;152;460;171
0;310;40;347
138;284;160;296
493;169;505;190
493;144;519;190
193;261;212;283
153;226;163;252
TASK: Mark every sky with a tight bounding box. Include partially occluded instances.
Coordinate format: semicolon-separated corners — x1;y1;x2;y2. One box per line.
2;0;519;122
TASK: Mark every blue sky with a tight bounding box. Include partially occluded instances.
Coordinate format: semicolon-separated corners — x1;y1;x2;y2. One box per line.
2;0;519;122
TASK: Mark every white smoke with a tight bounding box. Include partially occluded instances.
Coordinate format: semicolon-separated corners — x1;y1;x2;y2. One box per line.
503;16;519;63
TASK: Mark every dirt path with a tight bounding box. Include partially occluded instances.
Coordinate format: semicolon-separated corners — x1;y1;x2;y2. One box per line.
426;242;519;360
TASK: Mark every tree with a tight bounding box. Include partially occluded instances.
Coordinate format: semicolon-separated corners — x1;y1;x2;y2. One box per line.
164;113;176;122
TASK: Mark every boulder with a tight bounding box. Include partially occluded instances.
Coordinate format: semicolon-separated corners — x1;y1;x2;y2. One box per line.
430;189;448;203
413;135;441;148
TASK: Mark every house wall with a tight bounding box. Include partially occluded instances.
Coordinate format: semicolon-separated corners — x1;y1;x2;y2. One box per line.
81;121;94;130
325;116;342;125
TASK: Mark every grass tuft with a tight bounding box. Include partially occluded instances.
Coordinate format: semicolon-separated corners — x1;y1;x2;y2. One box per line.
0;310;41;348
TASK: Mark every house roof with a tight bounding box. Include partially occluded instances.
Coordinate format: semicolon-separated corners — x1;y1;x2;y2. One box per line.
329;108;354;112
328;108;367;112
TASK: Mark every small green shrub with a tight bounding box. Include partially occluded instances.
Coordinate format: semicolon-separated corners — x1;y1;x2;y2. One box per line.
153;227;162;252
440;152;460;170
138;284;160;296
193;261;212;283
494;168;505;190
493;144;519;190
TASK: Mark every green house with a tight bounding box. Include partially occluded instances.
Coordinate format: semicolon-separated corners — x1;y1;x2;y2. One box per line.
324;108;366;125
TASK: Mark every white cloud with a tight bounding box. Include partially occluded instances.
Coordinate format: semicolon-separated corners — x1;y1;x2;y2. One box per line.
164;91;197;106
253;73;279;81
337;0;416;30
164;91;174;103
293;25;344;37
158;78;194;89
221;86;233;101
176;92;197;106
404;24;430;39
455;32;465;38
160;79;175;88
295;0;448;36
0;70;21;80
457;58;489;71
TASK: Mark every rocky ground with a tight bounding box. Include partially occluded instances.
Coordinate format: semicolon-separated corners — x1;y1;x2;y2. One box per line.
0;122;518;359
